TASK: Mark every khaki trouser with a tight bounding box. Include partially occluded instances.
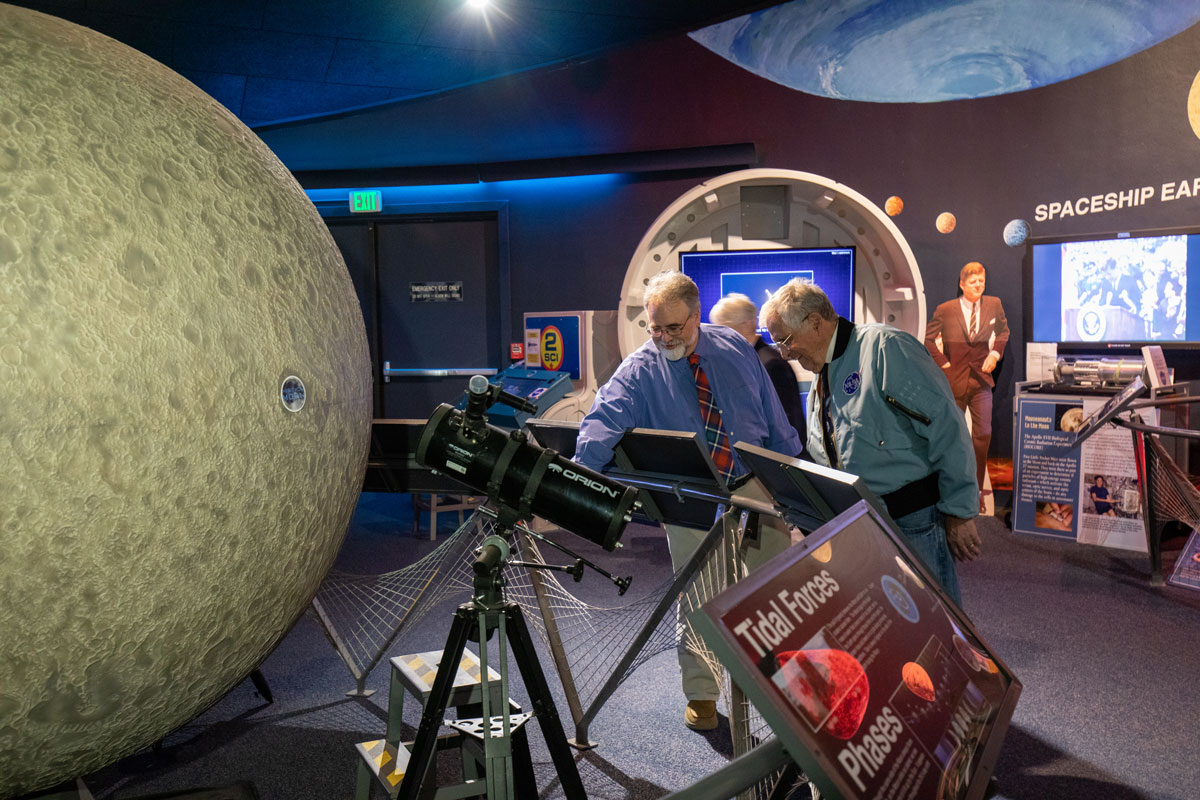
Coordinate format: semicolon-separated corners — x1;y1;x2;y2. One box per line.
664;477;796;701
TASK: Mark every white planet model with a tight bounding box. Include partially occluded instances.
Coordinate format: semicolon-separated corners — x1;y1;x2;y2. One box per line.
0;5;371;794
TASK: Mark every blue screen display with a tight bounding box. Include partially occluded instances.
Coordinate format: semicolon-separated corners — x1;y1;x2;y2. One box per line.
1031;232;1200;344
680;248;855;343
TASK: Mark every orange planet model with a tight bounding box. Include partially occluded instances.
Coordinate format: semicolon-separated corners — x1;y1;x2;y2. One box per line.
936;212;957;233
885;195;904;216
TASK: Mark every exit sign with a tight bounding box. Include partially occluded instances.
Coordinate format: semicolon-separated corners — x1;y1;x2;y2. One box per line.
349;190;382;213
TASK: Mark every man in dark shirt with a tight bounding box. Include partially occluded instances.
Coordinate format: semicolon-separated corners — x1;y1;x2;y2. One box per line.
710;293;807;443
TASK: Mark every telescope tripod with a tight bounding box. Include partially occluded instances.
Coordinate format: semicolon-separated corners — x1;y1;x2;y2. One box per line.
396;512;587;800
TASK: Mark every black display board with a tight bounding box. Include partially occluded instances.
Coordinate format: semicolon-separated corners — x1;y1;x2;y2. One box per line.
609;428;728;530
527;422;729;529
691;501;1021;800
733;442;888;531
525;417;582;460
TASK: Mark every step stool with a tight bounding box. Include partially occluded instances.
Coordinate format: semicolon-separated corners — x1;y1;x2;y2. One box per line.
355;647;535;798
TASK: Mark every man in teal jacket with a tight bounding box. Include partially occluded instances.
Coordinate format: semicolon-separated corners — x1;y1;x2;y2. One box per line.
760;279;982;605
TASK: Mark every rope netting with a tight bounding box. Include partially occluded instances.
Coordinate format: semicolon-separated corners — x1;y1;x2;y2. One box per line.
310;505;787;798
1142;432;1200;528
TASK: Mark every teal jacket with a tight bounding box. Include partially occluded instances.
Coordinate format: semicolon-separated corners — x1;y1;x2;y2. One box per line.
809;318;978;519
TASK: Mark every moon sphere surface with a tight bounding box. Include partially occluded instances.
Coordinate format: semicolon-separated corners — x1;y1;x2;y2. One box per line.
0;5;371;794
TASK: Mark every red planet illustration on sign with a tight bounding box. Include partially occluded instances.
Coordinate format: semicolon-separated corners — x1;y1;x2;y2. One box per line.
773;648;870;739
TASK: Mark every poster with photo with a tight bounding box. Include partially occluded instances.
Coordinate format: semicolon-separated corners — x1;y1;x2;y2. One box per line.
1013;393;1153;551
1013;397;1083;540
1075;396;1151;551
692;502;1020;800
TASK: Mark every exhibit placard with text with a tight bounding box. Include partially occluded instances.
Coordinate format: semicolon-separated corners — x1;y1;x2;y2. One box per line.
1167;529;1200;591
1013;393;1152;550
691;502;1020;800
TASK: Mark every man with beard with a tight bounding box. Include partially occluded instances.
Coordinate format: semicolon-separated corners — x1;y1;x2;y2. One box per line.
574;270;802;731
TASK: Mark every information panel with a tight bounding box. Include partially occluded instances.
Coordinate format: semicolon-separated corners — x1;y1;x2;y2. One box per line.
692;502;1020;800
1013;392;1151;550
524;313;583;380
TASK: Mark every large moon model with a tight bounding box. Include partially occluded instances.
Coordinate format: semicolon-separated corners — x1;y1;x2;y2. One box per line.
0;5;371;795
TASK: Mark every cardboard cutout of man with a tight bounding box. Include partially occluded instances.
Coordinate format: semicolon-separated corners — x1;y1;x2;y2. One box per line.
924;262;1010;513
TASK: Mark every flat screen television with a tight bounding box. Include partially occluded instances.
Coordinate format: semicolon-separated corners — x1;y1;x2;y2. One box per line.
680;247;855;344
1026;227;1200;349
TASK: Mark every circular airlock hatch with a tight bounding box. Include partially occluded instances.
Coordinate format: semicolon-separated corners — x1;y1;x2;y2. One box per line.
617;169;927;365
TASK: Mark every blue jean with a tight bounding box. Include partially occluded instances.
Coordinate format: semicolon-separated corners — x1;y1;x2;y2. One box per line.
894;505;963;607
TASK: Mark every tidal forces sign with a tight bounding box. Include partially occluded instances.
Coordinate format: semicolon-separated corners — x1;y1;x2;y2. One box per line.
692;502;1020;800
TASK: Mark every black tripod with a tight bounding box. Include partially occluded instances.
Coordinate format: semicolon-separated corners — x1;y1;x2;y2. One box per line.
396;505;587;800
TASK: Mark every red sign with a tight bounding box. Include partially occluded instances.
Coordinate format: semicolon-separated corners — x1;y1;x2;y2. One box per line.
701;505;1018;800
510;342;525;360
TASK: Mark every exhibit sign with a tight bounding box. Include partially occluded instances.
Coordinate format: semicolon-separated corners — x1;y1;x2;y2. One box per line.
691;501;1020;800
409;281;463;302
1013;395;1083;541
1167;530;1200;591
1013;393;1151;550
524;314;583;379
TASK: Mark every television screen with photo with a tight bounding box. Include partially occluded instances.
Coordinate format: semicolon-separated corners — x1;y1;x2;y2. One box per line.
1028;229;1200;346
680;247;855;344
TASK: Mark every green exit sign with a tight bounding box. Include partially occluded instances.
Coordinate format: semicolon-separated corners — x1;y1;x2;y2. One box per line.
349;190;382;213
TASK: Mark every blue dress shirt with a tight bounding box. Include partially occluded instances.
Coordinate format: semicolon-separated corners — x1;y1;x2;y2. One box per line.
574;323;803;474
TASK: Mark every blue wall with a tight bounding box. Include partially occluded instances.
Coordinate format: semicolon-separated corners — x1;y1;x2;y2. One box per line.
260;24;1200;457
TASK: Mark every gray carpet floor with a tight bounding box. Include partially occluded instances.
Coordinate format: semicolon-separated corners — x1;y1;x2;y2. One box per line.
69;493;1200;800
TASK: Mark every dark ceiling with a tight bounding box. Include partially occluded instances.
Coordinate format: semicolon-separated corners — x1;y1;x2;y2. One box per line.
5;0;779;126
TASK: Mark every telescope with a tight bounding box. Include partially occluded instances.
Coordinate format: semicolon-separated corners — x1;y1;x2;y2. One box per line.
1053;356;1144;387
416;376;639;551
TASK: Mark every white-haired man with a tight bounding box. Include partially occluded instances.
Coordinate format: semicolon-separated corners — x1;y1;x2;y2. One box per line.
710;292;806;443
760;278;982;606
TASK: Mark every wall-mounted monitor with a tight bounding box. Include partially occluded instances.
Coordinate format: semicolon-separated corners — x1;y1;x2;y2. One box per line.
680;247;855;344
1026;227;1200;349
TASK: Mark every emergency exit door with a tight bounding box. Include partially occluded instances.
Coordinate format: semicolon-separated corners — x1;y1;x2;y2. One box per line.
327;211;507;420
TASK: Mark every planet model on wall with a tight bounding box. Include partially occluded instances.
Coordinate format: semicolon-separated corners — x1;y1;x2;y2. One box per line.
691;0;1200;103
1004;218;1031;246
884;195;904;216
0;5;372;795
1003;217;1032;245
936;212;957;234
1187;69;1200;140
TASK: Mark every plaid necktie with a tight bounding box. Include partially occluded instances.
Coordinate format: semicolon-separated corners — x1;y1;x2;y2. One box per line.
687;352;737;484
969;302;979;339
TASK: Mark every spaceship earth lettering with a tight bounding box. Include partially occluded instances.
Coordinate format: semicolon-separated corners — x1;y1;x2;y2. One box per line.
0;5;371;794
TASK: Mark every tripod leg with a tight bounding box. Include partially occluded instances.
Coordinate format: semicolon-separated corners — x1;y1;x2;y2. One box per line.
511;718;537;798
504;603;587;800
396;604;475;800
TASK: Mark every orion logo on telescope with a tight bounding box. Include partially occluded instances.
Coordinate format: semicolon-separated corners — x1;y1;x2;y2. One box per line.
415;375;640;552
546;462;621;498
